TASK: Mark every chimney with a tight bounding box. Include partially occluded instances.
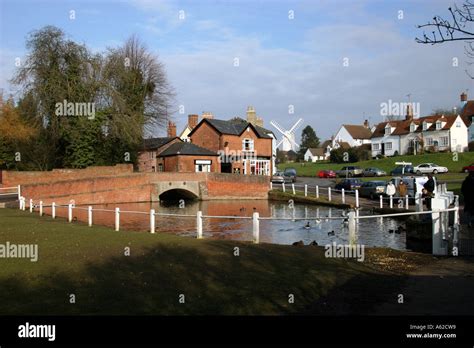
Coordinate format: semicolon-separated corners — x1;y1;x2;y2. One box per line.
167;121;176;138
461;92;468;105
188;114;199;130
405;104;413;121
363;119;369;128
202;111;214;119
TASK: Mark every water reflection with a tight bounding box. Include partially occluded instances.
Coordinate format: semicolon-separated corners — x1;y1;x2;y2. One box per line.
42;199;406;250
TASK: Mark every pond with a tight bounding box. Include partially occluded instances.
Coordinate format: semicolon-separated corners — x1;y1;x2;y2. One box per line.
48;199;407;250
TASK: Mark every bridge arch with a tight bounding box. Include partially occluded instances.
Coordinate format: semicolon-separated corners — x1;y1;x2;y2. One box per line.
159;188;199;201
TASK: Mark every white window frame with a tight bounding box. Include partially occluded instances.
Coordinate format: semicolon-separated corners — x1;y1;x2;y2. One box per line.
249;160;270;175
385;126;391;135
410;124;416;132
423;122;428;131
385;142;392;150
426;137;433;146
440;136;449;147
436;121;442;130
242;138;254;151
372;143;380;151
456;121;461;128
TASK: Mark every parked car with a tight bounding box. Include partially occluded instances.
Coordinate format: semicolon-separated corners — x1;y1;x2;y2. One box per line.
390;165;414;176
461;163;474;173
318;170;336;178
413;163;448;175
363;167;387;177
359;180;386;199
271;171;293;184
283;168;297;182
335;166;364;177
334;178;363;191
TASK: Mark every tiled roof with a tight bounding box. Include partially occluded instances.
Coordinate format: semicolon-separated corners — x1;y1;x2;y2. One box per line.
158;142;219;157
461;101;474;126
190;118;273;139
142;137;179;150
342;125;372;139
320;140;332;148
371;114;464;138
307;148;325;156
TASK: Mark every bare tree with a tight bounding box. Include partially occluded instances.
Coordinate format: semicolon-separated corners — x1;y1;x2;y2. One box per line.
416;0;474;78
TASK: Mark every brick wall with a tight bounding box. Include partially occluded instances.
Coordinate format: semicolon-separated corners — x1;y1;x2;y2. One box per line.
190;122;221;151
161;155;219;172
17;171;269;205
1;164;133;186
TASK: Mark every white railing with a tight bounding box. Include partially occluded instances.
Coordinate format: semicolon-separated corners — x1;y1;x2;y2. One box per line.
0;185;21;200
20;194;461;256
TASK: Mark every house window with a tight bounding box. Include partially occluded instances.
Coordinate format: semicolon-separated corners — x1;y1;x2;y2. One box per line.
436;121;442;130
456;121;461;128
440;136;449;147
249;160;270;175
385;142;392;150
423;122;429;131
158;164;163;172
372;143;380;151
426;138;433;146
149;151;155;159
410;124;416;132
242;138;254;151
195;160;212;173
385;126;391;135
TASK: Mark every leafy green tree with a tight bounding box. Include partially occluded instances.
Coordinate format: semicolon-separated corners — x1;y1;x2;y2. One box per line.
298;125;320;160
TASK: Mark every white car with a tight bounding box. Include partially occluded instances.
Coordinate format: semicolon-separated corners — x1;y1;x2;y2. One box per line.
413;163;448;175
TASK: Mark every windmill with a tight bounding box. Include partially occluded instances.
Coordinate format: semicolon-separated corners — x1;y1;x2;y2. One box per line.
270;118;304;152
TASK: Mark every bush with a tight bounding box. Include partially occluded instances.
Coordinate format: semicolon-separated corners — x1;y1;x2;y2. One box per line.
469;141;474;152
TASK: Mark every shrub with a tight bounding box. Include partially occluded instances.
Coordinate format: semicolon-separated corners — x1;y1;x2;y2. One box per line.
469;141;474;152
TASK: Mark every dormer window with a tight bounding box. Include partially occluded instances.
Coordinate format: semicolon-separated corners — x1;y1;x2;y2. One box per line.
436;121;442;130
410;123;416;132
385;125;391;135
422;122;428;131
243;138;254;151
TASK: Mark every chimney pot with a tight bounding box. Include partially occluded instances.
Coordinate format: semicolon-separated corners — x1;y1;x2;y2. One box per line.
167;121;176;138
461;92;468;102
188;114;199;130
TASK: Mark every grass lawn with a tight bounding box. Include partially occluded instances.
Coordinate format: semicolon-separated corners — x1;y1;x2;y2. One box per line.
278;152;474;178
0;208;434;315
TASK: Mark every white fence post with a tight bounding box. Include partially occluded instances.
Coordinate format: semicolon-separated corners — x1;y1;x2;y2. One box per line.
292;183;295;195
379;195;383;208
68;203;73;222
39;201;43;216
270;181;273;190
252;212;260;244
316;185;319;199
405;195;409;210
453;196;460;256
29;199;33;213
304;184;307;197
88;206;93;227
196;211;203;239
52;202;56;219
17;185;21;201
389;195;393;209
115;207;120;231
341;188;345;203
348;211;356;242
328;187;331;201
355;190;359;209
150;209;155;234
282;183;286;193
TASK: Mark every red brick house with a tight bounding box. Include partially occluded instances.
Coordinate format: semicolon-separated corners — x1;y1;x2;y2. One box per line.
156;142;219;172
137;136;182;172
188;117;274;175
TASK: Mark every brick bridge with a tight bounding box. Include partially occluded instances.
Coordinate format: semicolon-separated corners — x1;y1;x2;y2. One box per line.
1;165;270;205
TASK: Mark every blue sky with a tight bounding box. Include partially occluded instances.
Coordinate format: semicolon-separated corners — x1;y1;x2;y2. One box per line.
0;0;472;140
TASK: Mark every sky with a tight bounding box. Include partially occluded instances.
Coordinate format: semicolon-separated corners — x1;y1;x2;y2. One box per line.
0;0;472;141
